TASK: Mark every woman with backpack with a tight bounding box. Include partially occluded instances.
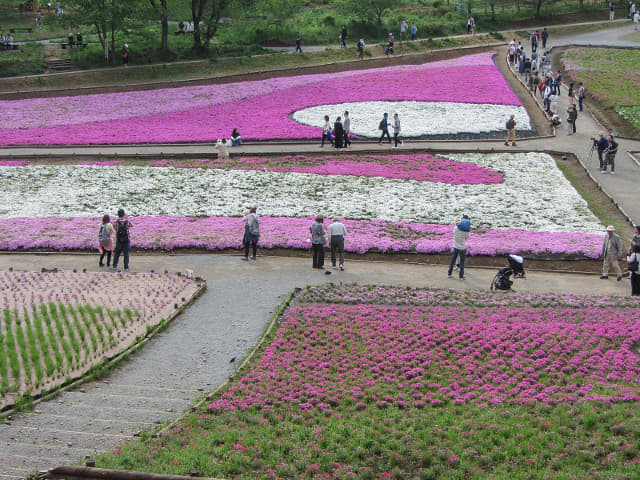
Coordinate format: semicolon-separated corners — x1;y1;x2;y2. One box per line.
98;214;114;267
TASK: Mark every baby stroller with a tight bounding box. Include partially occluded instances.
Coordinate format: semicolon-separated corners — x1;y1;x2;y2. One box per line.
490;254;526;291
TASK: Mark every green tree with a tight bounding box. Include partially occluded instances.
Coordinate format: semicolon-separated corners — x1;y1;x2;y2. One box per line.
149;0;169;54
64;0;148;62
333;0;393;25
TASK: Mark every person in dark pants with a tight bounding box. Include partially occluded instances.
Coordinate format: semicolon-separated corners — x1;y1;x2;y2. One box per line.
112;208;132;271
378;112;391;144
596;132;608;170
343;111;352;147
295;32;302;52
392;113;402;148
567;105;577;135
629;244;640;296
321;115;333;147
602;134;618;174
577;82;586;111
447;215;471;280
541;27;549;48
310;215;328;271
328;217;347;270
333;116;344;149
340;25;347;48
241;207;260;260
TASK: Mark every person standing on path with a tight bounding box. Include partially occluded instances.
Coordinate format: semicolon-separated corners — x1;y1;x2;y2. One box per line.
541;27;549;48
112;208;132;271
392;113;402;148
295;32;302;53
629;225;640;254
378;112;391;144
577;82;586;111
602;134;618;174
98;214;114;268
310;215;328;271
505;114;516;146
321;115;334;147
121;44;129;66
241;207;260;260
333;116;344;150
340;25;347;48
600;225;623;281
357;37;365;59
447;215;471;281
411;23;417;40
567;105;578;135
400;19;408;40
634;9;639;29
596;132;608;171
328;217;347;270
343;111;352;147
630;244;640;295
610;2;616;21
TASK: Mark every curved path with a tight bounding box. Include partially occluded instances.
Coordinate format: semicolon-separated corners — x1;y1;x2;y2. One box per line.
0;22;639;480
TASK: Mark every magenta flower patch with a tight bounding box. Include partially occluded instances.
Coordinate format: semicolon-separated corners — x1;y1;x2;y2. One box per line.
207;285;640;413
0;53;522;145
0;215;602;258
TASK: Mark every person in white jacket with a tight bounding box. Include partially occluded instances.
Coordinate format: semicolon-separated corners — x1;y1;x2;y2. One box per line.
447;215;471;280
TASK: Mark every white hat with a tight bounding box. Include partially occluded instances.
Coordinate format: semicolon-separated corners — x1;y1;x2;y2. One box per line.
606;225;615;231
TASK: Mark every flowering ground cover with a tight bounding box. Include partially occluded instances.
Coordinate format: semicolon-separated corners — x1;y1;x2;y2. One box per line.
562;47;640;131
0;152;603;257
0;52;531;145
0;270;204;410
97;284;640;479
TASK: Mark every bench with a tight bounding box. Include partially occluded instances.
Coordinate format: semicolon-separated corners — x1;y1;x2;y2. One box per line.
10;28;33;34
0;44;19;51
60;43;88;49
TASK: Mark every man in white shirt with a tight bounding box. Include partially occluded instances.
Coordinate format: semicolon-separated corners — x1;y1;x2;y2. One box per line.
328;217;348;270
447;215;471;280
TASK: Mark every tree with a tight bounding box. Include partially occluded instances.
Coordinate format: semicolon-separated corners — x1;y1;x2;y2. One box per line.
64;0;147;62
333;0;392;25
149;0;169;54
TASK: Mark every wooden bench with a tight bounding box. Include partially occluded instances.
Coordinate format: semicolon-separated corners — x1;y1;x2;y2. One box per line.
10;28;33;34
60;43;88;49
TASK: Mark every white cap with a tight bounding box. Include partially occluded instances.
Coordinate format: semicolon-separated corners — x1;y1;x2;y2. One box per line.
606;225;615;231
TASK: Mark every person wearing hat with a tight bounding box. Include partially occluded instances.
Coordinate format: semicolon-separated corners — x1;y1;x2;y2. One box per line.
601;225;623;280
448;215;471;280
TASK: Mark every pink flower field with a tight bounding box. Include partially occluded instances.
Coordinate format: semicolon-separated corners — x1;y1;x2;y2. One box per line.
208;284;640;414
0;215;602;258
0;52;521;145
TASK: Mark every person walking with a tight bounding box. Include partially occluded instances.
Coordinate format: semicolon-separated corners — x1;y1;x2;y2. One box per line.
600;225;623;280
328;217;348;270
610;1;616;20
340;25;347;48
447;215;471;280
321;115;333;147
411;22;417;40
97;214;114;267
343;111;352;147
295;31;302;53
357;37;365;59
567;105;577;135
541;27;549;48
505;114;516;146
112;208;132;271
630;245;640;295
333;116;344;149
310;215;328;272
378;112;391;144
241;207;259;260
392;113;402;148
602;134;618;174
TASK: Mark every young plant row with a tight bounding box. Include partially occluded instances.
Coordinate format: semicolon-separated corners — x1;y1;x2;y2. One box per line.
0;303;138;396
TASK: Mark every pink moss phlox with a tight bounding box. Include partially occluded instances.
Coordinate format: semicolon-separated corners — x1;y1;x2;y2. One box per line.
0;215;601;258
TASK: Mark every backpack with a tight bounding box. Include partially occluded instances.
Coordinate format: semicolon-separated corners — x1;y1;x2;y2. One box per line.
116;220;129;244
98;224;108;244
629;254;639;272
248;216;260;236
378;120;384;130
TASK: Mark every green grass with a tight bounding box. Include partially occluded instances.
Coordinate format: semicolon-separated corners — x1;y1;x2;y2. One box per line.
617;106;640;131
